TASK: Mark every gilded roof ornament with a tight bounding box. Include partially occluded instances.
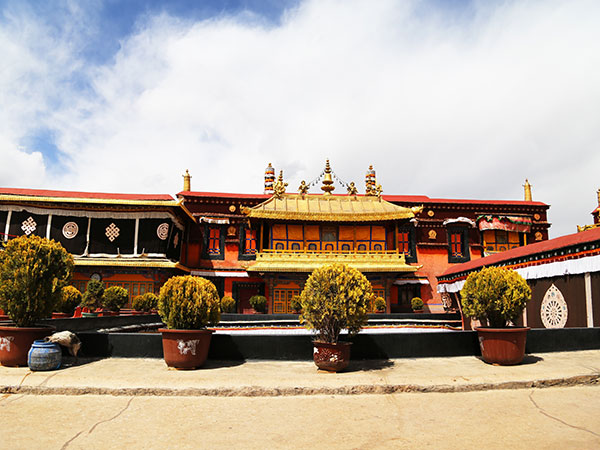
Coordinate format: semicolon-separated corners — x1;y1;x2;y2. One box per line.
273;171;288;199
298;180;309;195
365;165;377;196
373;183;383;200
523;179;532;202
320;160;335;195
346;182;358;196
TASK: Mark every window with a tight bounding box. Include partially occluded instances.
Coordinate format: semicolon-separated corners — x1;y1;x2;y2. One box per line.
273;288;300;314
321;226;338;242
448;227;470;263
483;230;521;254
203;225;224;260
244;228;256;255
397;226;417;263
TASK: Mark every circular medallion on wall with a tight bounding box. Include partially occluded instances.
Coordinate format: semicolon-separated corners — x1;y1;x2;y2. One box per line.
91;273;102;282
540;284;568;328
157;223;169;240
62;221;79;239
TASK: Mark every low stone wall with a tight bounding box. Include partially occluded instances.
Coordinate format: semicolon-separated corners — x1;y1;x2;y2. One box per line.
77;327;600;360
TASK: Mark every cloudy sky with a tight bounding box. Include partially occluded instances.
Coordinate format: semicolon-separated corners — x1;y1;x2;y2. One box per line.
1;0;599;237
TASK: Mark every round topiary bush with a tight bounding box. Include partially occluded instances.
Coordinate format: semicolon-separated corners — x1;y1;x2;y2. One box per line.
0;235;74;327
220;296;236;313
411;297;424;311
374;296;386;312
300;263;372;344
58;286;82;315
132;292;159;312
82;279;104;310
103;286;129;312
460;266;531;328
158;275;221;329
249;295;267;313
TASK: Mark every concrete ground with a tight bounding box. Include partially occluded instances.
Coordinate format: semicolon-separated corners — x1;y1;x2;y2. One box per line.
1;351;600;449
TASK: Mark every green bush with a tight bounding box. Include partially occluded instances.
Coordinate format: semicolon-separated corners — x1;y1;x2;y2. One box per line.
249;295;267;313
103;286;129;312
220;296;236;313
411;297;424;311
300;263;372;344
132;292;159;312
460;266;531;328
0;235;74;327
290;295;302;313
58;286;82;314
374;296;386;312
82;279;104;309
158;275;221;329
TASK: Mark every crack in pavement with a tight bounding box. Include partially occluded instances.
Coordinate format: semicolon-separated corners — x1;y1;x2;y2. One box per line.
60;397;135;449
528;390;600;438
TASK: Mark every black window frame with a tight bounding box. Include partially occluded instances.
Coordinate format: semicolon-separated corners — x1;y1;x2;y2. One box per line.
202;224;225;260
238;224;257;261
397;225;417;263
447;226;470;263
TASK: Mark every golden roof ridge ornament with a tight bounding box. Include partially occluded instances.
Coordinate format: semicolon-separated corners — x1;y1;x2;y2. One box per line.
321;160;335;195
347;181;358;196
273;171;288;199
365;165;377;196
298;180;309;196
523;179;532;202
183;169;191;192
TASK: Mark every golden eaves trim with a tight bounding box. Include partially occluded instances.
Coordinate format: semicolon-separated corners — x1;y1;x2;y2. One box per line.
0;194;181;208
242;193;421;222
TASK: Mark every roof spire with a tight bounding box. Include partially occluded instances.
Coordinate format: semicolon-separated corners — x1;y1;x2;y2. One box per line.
523;179;532;202
320;160;335;195
264;163;275;194
597;188;600;206
365;165;377;196
183;170;191;192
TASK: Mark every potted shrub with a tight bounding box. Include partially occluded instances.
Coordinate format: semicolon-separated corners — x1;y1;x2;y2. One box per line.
102;286;129;315
53;286;82;318
158;275;221;369
290;295;302;314
249;295;267;314
300;263;372;372
220;296;236;313
374;296;386;313
132;292;159;314
460;266;531;365
0;235;73;366
81;280;104;317
411;297;424;313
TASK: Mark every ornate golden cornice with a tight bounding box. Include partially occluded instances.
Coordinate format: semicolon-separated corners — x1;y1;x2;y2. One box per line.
246;251;421;273
74;257;189;271
242;193;419;222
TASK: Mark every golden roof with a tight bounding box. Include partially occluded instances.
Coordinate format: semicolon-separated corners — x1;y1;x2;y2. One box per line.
74;257;189;271
242;193;421;222
247;250;421;273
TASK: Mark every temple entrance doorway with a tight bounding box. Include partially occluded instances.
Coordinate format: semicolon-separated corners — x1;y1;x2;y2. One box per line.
392;284;421;313
233;282;265;313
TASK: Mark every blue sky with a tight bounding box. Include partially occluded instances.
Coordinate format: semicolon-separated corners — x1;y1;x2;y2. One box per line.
0;0;599;237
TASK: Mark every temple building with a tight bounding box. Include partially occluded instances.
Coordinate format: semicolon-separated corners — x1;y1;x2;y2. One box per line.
0;188;194;306
177;162;550;313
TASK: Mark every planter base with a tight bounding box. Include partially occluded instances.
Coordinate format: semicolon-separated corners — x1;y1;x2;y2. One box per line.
159;329;214;369
313;341;352;372
0;326;55;367
475;327;530;365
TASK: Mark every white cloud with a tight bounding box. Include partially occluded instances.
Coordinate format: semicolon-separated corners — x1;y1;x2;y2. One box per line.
2;0;600;237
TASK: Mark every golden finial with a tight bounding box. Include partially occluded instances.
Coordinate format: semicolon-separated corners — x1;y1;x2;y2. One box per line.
373;183;383;200
183;169;191;192
347;181;358;196
597;188;600;206
273;170;288;198
523;179;532;202
365;165;376;196
321;159;335;195
298;180;309;195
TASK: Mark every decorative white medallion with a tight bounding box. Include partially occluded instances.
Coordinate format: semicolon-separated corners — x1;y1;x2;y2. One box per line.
540;284;568;328
62;222;79;239
157;223;169;240
105;223;120;242
21;216;37;235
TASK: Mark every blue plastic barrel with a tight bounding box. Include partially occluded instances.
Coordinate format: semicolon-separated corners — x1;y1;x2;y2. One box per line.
28;340;62;371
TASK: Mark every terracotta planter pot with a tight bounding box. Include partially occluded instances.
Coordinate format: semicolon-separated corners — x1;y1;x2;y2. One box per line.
313;341;352;372
159;329;214;369
475;327;530;365
0;326;54;367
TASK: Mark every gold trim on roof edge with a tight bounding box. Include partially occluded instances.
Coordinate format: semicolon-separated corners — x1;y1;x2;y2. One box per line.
0;194;180;207
246;251;421;273
74;258;189;271
242;193;421;222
